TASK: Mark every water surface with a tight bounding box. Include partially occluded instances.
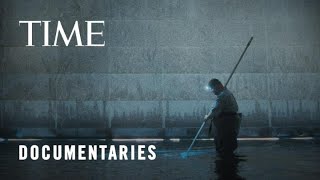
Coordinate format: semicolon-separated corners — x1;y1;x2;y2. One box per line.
0;139;319;179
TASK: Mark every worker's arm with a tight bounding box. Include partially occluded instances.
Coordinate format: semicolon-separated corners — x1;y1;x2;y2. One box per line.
204;96;224;121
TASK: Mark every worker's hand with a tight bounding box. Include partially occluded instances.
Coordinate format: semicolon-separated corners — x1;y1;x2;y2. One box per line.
204;114;209;121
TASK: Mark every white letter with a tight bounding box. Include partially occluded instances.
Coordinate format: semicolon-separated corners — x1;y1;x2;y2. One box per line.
138;145;146;160
108;145;117;160
131;145;135;160
86;21;105;46
30;145;39;160
118;145;128;160
19;145;28;160
148;145;156;160
42;21;51;46
19;21;41;46
88;145;97;160
53;145;62;160
64;145;76;160
53;21;83;46
42;145;50;160
78;145;86;160
99;145;107;160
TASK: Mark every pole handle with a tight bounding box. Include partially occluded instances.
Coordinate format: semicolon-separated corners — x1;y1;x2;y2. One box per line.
225;36;253;87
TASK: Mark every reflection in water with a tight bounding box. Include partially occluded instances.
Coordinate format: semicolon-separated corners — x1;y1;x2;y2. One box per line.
211;154;246;180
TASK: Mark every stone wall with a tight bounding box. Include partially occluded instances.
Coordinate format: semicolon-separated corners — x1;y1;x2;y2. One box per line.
0;0;319;137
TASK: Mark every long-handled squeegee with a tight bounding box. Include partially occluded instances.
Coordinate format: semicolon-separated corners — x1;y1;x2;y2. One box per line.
181;36;254;159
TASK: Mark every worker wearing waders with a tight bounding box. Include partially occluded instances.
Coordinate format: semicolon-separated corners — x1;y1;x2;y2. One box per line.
204;79;241;156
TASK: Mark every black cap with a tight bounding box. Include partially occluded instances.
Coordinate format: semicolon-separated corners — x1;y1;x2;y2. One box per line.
208;78;222;88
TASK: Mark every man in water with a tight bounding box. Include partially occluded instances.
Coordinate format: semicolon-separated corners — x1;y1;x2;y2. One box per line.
204;78;241;156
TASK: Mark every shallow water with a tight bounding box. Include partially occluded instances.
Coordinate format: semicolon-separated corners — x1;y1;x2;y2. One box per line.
0;139;319;180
